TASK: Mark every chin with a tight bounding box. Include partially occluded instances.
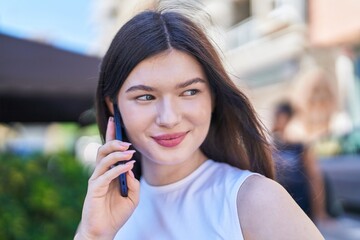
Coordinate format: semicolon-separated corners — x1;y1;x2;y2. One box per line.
144;152;188;166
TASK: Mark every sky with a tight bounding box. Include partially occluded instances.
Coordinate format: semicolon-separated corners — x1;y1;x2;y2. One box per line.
0;0;96;54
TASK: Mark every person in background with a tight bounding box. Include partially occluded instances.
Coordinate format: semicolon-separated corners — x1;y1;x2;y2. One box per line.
272;101;329;223
74;9;324;240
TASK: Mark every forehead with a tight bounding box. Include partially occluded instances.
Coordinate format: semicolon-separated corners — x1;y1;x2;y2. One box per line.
122;49;207;87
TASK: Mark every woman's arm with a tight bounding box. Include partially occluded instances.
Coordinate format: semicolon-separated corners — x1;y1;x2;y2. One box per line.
237;175;324;240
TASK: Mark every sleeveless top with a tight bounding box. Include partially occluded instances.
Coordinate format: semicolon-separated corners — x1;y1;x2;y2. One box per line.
114;159;257;240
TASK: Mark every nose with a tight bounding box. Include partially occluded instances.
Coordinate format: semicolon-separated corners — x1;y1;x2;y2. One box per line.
155;97;181;128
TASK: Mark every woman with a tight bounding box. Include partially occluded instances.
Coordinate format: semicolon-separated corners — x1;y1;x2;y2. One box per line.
75;9;324;239
272;101;329;222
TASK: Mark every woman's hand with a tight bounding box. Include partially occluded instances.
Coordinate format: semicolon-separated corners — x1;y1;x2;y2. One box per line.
75;117;140;240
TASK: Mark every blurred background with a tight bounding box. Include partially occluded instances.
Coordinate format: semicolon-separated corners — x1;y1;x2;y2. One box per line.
0;0;359;239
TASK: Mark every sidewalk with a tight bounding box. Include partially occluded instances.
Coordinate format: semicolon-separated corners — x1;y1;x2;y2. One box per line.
317;214;360;240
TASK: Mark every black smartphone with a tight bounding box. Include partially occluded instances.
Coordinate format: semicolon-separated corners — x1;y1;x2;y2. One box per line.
113;103;128;197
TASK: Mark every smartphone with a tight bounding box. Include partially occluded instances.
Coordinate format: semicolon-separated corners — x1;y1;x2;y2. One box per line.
113;103;128;197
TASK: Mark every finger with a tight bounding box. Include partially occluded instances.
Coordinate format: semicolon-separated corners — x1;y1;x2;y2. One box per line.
92;150;136;179
105;117;116;142
127;170;140;192
128;169;135;178
127;171;140;205
96;141;131;163
94;161;136;189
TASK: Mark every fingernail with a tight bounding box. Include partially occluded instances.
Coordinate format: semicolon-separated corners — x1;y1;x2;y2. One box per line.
109;116;114;122
124;150;136;156
120;142;132;146
126;160;136;165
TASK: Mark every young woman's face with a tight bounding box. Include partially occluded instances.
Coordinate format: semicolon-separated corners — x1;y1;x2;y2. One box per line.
117;50;213;167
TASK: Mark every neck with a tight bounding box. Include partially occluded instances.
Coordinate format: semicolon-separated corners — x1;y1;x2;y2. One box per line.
141;151;207;186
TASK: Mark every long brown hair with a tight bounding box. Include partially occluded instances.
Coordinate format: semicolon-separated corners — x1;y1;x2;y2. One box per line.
96;10;274;179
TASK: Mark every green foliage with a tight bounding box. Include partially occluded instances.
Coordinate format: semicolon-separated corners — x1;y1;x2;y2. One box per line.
0;152;91;240
340;128;360;154
314;128;360;156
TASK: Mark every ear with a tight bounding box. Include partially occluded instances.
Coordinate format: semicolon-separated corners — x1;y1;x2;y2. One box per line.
105;96;114;115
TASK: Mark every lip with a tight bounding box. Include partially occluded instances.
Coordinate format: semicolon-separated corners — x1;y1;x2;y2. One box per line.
151;132;188;148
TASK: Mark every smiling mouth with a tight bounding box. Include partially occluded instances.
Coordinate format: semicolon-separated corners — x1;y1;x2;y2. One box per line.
151;132;188;148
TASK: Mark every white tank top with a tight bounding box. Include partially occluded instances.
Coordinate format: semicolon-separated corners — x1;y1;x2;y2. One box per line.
114;159;257;240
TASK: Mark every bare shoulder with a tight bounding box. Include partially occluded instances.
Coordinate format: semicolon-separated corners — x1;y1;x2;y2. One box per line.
237;174;324;240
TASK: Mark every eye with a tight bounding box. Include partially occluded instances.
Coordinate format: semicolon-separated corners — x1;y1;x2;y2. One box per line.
182;89;199;96
136;94;155;101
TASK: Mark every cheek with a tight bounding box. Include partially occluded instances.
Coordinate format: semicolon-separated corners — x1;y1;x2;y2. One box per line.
184;98;212;125
119;104;154;140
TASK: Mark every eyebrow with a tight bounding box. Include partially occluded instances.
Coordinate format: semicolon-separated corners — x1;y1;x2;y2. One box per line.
125;84;154;93
175;78;206;89
125;77;206;93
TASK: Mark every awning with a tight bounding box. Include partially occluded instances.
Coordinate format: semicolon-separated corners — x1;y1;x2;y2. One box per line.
0;33;102;123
